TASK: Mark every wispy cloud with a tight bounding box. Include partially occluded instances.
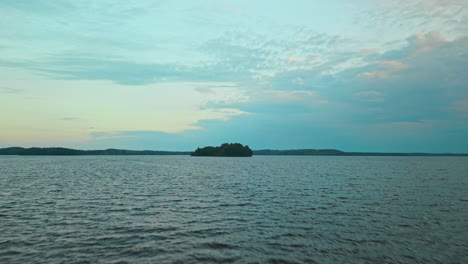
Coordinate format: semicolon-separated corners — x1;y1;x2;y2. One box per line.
262;90;328;104
367;0;468;35
408;31;448;56
195;87;216;95
91;131;138;140
354;90;386;103
0;87;21;93
453;99;468;113
359;60;409;79
59;117;81;121
359;47;381;54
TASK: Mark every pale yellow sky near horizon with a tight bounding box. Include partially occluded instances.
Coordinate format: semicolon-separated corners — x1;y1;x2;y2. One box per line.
0;67;248;146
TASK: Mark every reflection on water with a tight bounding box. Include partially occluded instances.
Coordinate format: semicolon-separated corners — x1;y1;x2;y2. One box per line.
0;156;467;263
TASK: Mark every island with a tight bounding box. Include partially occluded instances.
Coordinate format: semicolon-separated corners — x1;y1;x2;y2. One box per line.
191;143;253;157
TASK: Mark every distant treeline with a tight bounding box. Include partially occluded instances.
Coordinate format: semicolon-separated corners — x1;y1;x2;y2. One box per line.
253;149;468;156
253;149;344;155
0;147;189;156
0;147;467;156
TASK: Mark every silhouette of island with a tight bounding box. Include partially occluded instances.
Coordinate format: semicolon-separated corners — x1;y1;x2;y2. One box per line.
0;147;467;156
191;143;253;157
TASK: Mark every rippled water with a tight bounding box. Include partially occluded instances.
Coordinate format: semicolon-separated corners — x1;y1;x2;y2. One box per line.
1;156;467;264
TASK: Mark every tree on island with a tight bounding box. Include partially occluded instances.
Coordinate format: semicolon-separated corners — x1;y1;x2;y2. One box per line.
191;143;253;157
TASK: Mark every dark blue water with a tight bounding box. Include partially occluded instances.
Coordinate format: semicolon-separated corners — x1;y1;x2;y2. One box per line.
1;156;467;263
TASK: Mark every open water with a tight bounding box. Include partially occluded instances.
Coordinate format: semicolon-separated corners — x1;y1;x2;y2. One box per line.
0;155;467;264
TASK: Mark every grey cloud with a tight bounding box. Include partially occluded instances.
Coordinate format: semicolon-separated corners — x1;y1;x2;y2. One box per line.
354;90;385;103
355;33;468;122
264;32;468;126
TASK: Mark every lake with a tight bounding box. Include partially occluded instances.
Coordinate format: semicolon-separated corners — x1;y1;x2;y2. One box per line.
0;156;467;263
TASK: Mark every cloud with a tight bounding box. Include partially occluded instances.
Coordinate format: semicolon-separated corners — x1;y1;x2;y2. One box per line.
195;87;216;95
190;30;468;138
0;28;352;87
378;60;409;70
353;32;468;124
258;31;468;134
359;71;390;80
408;31;447;56
359;60;409;79
359;47;381;54
197;29;352;81
0;87;21;93
291;77;304;86
211;108;248;121
354;0;468;46
59;117;81;121
385;0;467;12
91;131;138;140
262;90;327;104
354;90;385;102
193;83;250;109
453;99;468;112
218;0;245;15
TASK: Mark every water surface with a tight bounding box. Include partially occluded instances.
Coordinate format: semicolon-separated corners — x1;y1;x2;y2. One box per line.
1;156;467;263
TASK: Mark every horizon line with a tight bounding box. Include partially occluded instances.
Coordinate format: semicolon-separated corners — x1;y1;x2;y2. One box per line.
1;146;467;156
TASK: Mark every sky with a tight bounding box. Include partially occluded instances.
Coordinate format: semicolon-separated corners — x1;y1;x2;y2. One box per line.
1;0;467;152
